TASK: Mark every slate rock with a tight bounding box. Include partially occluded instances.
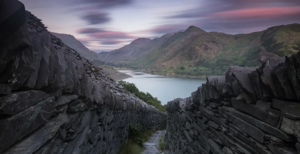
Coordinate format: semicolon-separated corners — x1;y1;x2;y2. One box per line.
230;66;256;101
221;101;231;106
55;95;78;107
0;84;11;95
225;68;242;96
207;121;220;130
259;60;281;98
67;99;88;113
0;96;55;153
296;143;300;154
221;108;265;143
224;106;295;142
267;143;298;154
258;51;285;65
231;98;280;127
272;63;297;100
229;124;271;154
249;71;262;100
225;132;257;154
3;113;68;154
236;90;254;104
0;90;48;115
285;55;300;100
255;100;271;111
272;99;300;120
208;139;223;154
280;117;300;140
223;147;233;154
265;134;290;147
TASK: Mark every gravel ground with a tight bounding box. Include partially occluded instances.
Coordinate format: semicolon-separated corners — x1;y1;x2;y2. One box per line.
142;130;166;154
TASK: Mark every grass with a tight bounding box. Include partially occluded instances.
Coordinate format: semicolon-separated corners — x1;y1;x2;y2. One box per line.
158;134;166;151
118;125;155;154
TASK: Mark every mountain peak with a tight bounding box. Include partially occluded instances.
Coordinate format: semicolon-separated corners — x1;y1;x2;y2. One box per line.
131;38;151;44
185;26;206;33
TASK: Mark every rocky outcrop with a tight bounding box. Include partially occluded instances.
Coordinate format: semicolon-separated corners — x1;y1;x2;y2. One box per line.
0;2;166;154
166;51;300;154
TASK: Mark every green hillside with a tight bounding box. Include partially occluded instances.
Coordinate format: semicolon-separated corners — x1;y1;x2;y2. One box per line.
100;24;300;77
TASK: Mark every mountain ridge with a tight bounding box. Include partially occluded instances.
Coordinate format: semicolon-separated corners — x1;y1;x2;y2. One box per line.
52;32;103;65
99;23;300;77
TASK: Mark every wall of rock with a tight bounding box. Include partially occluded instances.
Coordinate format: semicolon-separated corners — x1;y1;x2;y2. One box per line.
0;2;167;154
166;52;300;154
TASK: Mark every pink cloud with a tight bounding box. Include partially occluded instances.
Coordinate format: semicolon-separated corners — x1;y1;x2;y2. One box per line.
211;6;300;19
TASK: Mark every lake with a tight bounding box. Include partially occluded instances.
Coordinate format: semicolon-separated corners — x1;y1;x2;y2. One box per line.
118;70;206;105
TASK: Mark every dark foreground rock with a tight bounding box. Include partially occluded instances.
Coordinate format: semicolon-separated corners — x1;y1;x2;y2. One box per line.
0;1;167;153
166;50;300;153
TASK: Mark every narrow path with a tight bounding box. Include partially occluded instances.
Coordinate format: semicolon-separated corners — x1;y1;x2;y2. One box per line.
142;130;166;154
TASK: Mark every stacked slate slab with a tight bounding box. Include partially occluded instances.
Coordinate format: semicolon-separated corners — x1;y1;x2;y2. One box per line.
166;52;300;154
0;7;167;154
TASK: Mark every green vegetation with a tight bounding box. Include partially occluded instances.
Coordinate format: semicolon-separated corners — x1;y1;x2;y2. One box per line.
118;125;154;154
158;134;166;151
101;24;300;78
118;81;167;112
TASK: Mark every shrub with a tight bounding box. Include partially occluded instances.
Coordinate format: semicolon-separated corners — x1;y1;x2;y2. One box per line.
118;81;167;112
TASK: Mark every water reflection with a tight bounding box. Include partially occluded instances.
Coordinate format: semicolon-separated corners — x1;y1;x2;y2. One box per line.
118;70;206;105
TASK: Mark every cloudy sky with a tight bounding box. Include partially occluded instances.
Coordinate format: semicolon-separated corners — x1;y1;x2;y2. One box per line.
20;0;300;52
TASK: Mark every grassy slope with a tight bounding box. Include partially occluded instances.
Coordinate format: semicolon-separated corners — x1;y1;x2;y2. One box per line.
103;24;300;77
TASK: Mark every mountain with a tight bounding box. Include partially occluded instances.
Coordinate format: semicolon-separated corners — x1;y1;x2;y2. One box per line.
99;24;300;77
52;32;103;65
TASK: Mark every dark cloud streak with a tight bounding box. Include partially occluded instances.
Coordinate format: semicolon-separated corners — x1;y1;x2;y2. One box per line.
101;40;123;45
77;28;135;47
77;28;105;34
71;0;133;9
81;12;110;25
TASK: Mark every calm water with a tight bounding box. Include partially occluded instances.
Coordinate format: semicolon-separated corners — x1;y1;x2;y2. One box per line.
118;70;206;105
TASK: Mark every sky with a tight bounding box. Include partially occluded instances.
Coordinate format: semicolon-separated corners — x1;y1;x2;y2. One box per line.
19;0;300;52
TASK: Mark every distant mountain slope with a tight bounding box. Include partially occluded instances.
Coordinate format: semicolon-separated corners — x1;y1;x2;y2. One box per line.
100;24;300;77
99;33;176;64
52;32;103;65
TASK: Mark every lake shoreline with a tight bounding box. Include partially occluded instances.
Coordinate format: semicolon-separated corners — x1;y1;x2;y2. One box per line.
116;69;207;80
117;70;206;105
102;68;132;81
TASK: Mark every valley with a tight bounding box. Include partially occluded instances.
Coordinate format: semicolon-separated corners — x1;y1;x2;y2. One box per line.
100;24;300;78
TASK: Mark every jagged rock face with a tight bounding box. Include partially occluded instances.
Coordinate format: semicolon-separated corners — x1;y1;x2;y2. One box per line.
0;5;166;154
165;53;300;154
